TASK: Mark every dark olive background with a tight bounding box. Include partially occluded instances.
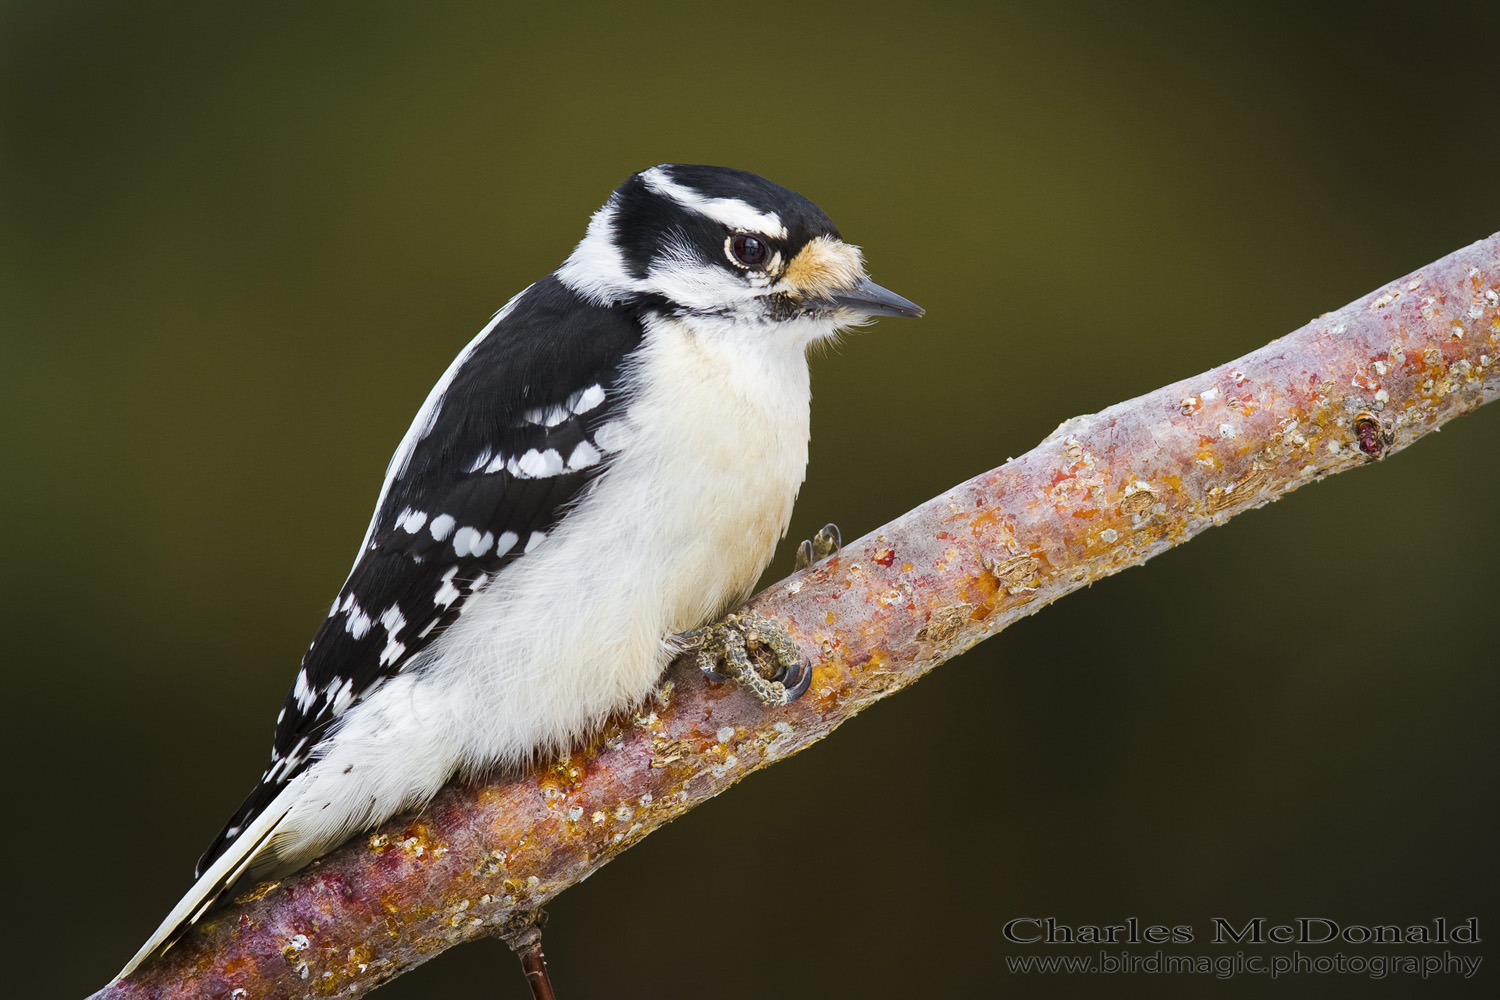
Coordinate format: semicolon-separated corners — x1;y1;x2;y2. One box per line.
4;2;1496;998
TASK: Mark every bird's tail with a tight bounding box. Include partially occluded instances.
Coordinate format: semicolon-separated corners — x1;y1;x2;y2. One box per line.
111;795;293;983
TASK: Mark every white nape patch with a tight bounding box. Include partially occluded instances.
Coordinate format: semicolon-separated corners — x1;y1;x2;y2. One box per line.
641;166;788;238
429;514;456;541
524;531;547;554
593;421;629;452
567;441;601;470
569;384;606;414
398;509;428;534
556;199;642;306
516;448;565;478
521;404;570;428
350;288;531;565
293;669;316;712
495;531;519;557
452;527;495;559
466;449;493;474
347;606;372;640
379;604;406;637
434;566;462;608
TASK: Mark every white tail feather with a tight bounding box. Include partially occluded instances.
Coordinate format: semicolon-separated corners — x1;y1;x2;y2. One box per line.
111;794;293;983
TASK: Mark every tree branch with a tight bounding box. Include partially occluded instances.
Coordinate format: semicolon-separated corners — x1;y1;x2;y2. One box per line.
95;234;1500;999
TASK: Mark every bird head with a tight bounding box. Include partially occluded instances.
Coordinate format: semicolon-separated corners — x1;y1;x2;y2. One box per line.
557;164;922;346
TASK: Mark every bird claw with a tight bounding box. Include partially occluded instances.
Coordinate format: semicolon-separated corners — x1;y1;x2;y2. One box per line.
680;612;813;706
793;523;841;571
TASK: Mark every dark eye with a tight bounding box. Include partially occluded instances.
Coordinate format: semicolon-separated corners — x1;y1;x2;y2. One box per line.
729;233;768;268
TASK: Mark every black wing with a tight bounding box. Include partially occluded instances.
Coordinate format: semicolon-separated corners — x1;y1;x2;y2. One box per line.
197;276;644;875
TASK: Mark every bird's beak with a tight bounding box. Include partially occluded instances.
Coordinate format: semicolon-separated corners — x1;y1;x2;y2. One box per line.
831;278;925;318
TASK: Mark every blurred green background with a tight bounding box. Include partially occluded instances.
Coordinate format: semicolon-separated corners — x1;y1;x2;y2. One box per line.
4;2;1496;997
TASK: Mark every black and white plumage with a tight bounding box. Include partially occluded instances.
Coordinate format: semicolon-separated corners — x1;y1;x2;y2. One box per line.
193;275;639;881
118;164;922;981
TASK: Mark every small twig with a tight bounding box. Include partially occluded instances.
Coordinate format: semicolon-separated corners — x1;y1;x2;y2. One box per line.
497;912;556;1000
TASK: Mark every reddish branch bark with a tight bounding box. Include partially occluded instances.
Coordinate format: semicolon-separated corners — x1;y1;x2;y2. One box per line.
95;234;1500;999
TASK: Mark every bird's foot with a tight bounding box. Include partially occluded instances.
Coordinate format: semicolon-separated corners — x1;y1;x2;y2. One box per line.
679;612;813;706
793;522;842;571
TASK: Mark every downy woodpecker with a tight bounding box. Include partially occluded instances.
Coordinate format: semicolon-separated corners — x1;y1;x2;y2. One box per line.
117;164;922;979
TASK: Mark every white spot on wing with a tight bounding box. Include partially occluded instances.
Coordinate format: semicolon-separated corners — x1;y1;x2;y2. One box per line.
567;441;601;469
330;678;356;715
429;514;456;541
466;449;493;474
379;604;406;637
293;669;315;712
569;384;605;414
399;509;428;534
522;404;570;427
434;565;461;608
495;531;518;557
347;607;372;640
452;526;478;557
378;636;406;667
453;527;495;558
524;531;547;554
516;448;564;478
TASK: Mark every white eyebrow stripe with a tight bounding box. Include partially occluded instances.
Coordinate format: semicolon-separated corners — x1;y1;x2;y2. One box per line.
641;166;788;239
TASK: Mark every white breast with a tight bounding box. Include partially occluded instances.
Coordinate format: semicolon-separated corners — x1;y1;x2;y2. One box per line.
432;312;815;759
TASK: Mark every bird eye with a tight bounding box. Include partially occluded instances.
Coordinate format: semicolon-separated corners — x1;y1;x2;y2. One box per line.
728;233;768;269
